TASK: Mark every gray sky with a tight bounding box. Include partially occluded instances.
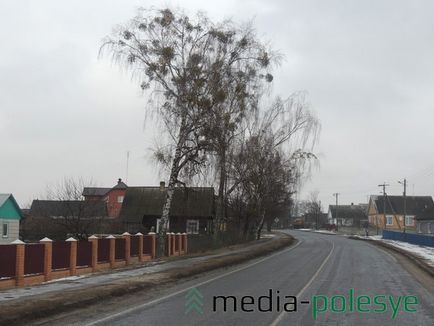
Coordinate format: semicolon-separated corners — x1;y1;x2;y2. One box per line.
1;0;434;209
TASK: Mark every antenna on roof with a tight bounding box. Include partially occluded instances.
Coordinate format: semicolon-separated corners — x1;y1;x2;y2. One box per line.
126;151;130;184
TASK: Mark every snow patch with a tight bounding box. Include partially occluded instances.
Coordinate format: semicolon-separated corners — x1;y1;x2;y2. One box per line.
355;235;434;267
314;230;336;235
44;275;84;284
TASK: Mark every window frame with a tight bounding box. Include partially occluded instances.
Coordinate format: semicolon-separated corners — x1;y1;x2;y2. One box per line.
117;195;124;203
386;215;393;226
2;222;8;238
405;215;414;226
186;219;199;234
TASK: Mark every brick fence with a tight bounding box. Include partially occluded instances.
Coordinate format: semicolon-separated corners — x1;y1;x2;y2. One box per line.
0;232;188;289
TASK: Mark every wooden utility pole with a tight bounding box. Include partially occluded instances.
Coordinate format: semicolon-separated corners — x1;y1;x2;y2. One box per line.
398;178;407;233
378;183;389;230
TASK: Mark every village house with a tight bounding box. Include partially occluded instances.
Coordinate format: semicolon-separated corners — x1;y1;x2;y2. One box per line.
83;178;128;218
416;205;434;234
24;199;108;240
120;182;215;234
0;194;23;244
328;203;368;227
367;195;434;232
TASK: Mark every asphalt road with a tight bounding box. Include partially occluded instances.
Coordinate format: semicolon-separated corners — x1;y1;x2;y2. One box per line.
67;231;434;326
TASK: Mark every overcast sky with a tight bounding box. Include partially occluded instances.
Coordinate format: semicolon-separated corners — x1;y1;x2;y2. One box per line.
2;0;434;209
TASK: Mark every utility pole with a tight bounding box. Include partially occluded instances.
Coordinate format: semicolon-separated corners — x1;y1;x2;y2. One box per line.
398;178;407;233
333;193;339;228
378;183;389;230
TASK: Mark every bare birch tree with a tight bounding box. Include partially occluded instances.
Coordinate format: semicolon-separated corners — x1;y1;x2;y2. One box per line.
101;8;273;252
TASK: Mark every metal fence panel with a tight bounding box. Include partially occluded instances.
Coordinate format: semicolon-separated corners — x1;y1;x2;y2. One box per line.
383;230;434;247
52;242;70;270
77;241;92;267
24;244;45;275
0;245;16;278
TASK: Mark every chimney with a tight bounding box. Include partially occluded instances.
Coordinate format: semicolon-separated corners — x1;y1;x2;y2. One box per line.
160;181;165;191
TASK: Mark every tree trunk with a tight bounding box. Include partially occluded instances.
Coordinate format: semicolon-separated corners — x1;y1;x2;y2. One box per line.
256;212;265;240
256;204;266;240
158;118;186;255
214;148;226;240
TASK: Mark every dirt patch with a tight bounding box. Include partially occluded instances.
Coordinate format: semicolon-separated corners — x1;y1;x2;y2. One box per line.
0;234;293;326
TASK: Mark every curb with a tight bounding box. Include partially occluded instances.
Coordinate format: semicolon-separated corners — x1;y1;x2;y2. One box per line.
349;236;434;278
0;234;294;325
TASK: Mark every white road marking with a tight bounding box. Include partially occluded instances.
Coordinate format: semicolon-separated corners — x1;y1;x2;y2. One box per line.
269;239;335;326
84;239;302;326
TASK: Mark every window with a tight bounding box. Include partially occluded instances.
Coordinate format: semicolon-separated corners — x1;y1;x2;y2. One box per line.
2;223;8;238
117;196;124;203
386;215;393;225
405;215;414;226
155;218;169;233
186;219;199;234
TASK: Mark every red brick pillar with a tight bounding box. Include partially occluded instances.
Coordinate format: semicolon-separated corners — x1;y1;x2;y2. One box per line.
176;233;182;255
107;235;116;268
12;240;25;287
66;237;77;276
182;233;188;254
136;232;144;262
88;235;98;272
122;232;131;265
171;232;176;256
166;232;172;257
148;232;156;259
40;237;53;281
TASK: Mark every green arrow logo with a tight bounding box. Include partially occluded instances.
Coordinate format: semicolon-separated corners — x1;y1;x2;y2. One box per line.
185;287;204;314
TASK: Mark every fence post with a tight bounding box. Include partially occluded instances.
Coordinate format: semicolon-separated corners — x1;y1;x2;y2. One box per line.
166;233;172;256
88;235;98;272
171;232;176;256
40;237;53;281
148;232;156;259
182;233;188;254
107;235;116;268
136;232;144;262
12;240;25;287
176;233;182;256
122;232;131;265
66;237;77;276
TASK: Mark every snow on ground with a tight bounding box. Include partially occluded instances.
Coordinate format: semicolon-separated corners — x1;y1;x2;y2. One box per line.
362;236;434;267
261;234;276;238
44;275;85;284
314;230;336;235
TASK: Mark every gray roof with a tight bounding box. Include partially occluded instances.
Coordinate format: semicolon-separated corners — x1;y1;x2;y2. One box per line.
82;179;128;196
329;204;367;220
112;179;128;190
30;200;107;218
82;187;111;197
120;186;215;223
371;195;434;219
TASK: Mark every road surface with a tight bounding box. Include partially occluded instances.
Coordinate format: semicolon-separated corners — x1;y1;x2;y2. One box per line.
43;231;434;326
